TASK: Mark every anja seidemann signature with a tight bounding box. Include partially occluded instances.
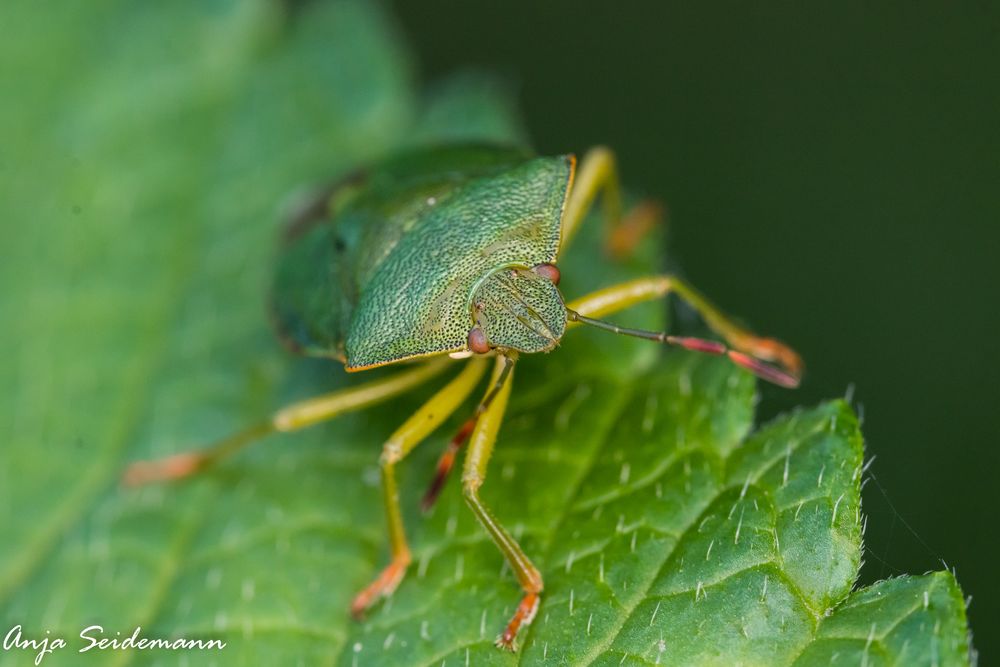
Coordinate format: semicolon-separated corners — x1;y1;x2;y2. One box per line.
4;624;226;665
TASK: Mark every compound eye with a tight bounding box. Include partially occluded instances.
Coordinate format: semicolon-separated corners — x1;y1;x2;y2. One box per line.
467;326;490;354
532;262;561;285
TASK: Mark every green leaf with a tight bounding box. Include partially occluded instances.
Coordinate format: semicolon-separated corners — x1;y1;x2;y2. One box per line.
0;2;971;666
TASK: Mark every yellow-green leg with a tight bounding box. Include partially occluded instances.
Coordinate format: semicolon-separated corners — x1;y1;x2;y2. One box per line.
350;357;489;617
560;152;797;381
420;352;517;511
566;275;803;386
561;146;662;258
122;359;451;486
562;146;622;249
457;355;542;651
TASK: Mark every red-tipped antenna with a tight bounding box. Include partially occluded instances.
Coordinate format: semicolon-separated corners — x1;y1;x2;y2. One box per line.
727;351;799;388
567;310;801;389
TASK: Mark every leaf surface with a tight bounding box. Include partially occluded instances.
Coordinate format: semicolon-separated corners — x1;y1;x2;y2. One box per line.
0;2;970;666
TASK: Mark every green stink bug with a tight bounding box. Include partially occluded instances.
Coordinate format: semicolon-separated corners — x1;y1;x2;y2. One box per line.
124;144;802;651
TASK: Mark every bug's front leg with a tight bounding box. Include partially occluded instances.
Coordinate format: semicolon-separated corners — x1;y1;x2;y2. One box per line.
351;357;489;617
567;275;803;386
457;355;542;651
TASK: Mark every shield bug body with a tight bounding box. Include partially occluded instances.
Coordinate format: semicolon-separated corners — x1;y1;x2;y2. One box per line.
125;144;802;651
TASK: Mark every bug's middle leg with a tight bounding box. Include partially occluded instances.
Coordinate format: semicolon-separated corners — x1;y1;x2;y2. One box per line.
122;359;451;486
456;356;542;651
350;357;489;617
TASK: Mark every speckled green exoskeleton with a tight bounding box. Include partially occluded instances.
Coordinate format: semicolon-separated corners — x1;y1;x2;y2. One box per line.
125;144;803;651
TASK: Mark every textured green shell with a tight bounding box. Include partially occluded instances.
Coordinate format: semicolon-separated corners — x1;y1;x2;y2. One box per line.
270;144;573;370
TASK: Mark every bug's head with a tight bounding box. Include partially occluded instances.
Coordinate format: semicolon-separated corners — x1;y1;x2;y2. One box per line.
466;263;566;355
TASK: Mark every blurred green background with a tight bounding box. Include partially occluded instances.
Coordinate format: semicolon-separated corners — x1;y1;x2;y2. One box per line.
389;0;998;658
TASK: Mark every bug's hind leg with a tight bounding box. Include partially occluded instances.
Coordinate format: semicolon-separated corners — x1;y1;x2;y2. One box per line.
567;275;803;387
560;146;663;258
350;358;489;617
607;200;663;259
122;359;451;486
455;356;541;651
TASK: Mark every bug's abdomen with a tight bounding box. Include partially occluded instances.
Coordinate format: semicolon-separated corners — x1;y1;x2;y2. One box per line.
270;214;356;361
